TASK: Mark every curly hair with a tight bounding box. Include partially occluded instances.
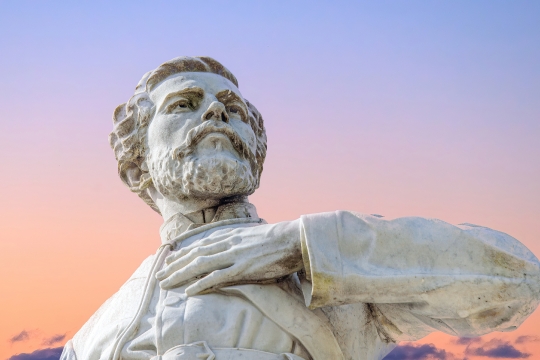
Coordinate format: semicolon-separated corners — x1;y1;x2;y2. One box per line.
108;56;267;214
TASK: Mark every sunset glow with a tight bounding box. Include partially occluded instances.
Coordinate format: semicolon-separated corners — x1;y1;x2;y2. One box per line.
1;1;539;359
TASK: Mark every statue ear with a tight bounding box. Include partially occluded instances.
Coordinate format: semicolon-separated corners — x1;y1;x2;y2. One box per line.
119;161;161;214
140;159;149;172
119;162;144;190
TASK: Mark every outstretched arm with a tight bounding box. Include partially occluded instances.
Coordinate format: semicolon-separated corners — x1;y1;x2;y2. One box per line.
300;211;540;340
156;210;540;341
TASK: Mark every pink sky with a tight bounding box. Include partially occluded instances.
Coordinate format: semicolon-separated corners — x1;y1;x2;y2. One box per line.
1;2;539;359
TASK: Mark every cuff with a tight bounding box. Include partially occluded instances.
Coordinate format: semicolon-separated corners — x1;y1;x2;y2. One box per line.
299;212;343;309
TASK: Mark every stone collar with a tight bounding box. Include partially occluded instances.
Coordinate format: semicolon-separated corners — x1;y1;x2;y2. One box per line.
159;201;259;243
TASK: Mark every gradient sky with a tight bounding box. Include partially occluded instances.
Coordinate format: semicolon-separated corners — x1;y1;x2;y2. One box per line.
1;1;539;359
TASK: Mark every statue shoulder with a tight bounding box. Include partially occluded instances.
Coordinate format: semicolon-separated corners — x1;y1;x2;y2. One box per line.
125;254;158;282
70;254;156;360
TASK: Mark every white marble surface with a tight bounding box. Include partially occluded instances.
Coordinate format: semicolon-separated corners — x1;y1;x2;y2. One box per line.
62;56;540;360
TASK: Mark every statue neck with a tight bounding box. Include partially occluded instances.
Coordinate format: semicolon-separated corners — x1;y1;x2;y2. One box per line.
149;186;251;222
157;196;258;243
156;195;220;223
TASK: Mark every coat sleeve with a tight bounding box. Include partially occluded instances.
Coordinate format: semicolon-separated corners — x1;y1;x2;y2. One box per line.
299;211;540;341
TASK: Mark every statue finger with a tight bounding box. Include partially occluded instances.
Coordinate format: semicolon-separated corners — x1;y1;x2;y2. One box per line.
159;254;232;290
157;242;229;280
185;268;236;296
166;234;232;264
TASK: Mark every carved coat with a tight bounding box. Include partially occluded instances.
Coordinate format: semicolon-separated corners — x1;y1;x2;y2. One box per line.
61;203;540;360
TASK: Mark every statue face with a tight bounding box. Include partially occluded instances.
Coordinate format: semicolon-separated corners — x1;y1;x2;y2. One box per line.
145;72;258;201
148;72;257;161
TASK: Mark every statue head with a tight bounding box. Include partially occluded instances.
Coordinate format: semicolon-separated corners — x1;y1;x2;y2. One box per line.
109;56;267;215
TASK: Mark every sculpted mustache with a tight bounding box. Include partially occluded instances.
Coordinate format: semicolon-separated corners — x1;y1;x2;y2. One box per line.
172;121;254;162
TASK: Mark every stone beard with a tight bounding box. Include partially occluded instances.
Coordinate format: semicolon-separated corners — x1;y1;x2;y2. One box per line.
61;56;540;360
146;122;257;201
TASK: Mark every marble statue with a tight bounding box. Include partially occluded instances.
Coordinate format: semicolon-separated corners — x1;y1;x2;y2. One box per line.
61;56;540;360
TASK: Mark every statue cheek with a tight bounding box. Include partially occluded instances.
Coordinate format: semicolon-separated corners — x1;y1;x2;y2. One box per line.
232;120;257;153
243;133;257;154
149;116;198;149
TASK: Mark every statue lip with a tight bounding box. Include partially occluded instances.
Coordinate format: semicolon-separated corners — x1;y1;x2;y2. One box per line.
175;121;253;162
196;132;239;156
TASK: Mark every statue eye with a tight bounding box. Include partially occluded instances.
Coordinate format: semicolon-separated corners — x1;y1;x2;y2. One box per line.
225;104;248;123
167;100;191;113
176;102;188;109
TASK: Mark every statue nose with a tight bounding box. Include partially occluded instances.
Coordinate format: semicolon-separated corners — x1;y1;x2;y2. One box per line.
202;101;229;123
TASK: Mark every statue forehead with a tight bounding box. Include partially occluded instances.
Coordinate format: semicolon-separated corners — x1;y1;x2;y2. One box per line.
149;72;243;104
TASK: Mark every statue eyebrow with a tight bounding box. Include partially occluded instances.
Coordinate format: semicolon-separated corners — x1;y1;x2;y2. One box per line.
216;90;244;105
159;87;205;111
216;90;248;121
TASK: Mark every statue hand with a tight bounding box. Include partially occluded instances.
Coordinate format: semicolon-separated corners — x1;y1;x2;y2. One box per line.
156;219;303;295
